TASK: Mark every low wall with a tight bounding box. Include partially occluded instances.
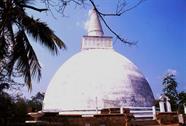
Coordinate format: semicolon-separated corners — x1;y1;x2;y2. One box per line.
26;112;135;126
156;112;178;125
183;114;186;124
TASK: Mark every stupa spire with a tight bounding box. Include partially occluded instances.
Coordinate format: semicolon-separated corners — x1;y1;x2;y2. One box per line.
88;8;104;36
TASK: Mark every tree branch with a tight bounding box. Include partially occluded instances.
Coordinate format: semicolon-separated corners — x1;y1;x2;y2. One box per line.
97;0;144;17
20;5;48;12
88;0;136;45
41;0;143;45
120;0;144;13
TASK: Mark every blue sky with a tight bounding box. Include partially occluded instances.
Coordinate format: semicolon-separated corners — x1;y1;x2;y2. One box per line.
22;0;186;99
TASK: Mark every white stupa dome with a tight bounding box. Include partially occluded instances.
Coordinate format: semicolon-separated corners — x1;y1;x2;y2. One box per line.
43;8;154;113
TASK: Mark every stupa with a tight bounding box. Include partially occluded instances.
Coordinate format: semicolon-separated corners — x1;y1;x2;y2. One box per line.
43;8;155;114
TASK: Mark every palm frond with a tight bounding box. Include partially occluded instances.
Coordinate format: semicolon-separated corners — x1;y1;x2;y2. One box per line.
19;15;65;55
14;0;34;10
22;30;41;81
0;0;65;90
0;35;6;59
10;34;32;89
15;0;33;5
9;30;41;90
0;0;5;8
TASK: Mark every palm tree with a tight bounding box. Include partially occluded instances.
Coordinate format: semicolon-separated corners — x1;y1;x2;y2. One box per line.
0;0;65;90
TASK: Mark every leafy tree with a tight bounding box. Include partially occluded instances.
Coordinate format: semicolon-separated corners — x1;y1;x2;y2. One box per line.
178;91;186;113
0;0;65;90
162;72;186;113
0;87;15;126
178;91;186;105
27;92;44;112
162;73;178;111
14;96;28;124
0;90;45;125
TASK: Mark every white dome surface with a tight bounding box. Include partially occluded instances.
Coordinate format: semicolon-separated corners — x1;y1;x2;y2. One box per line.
43;49;155;112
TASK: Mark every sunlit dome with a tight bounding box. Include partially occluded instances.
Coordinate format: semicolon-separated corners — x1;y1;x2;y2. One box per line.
43;8;154;113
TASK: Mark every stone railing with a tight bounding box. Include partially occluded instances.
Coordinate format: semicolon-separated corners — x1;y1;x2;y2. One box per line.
124;106;158;120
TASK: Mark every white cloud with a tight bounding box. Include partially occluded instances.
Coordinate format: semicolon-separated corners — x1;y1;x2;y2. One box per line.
167;69;177;75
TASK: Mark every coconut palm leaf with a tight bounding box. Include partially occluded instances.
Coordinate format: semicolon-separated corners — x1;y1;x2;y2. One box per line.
0;36;6;59
14;6;66;54
0;0;65;89
20;16;66;54
9;30;42;89
14;0;32;5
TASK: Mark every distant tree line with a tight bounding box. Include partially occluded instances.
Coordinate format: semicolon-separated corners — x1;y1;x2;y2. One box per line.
155;71;186;113
0;85;44;126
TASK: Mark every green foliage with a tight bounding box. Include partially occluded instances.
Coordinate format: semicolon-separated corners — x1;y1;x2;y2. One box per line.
0;0;65;90
162;73;178;111
14;97;28;123
177;92;186;113
0;92;15;125
162;72;186;113
27;92;44;112
178;91;186;105
0;90;44;125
